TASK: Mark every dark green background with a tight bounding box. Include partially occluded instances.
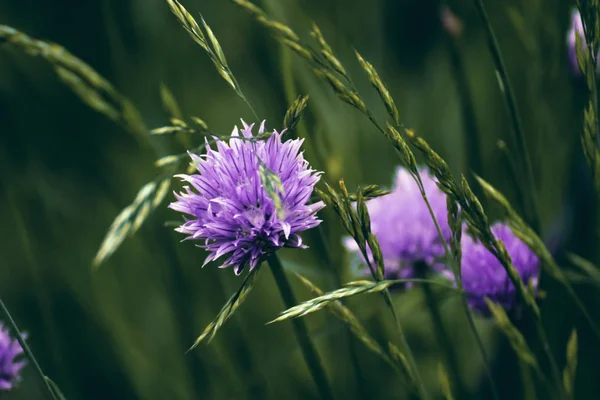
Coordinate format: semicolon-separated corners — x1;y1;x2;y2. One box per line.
0;0;598;398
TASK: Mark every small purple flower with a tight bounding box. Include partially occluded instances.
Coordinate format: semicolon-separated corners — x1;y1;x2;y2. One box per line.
0;323;26;391
461;223;540;314
567;8;600;76
170;120;325;275
344;166;451;279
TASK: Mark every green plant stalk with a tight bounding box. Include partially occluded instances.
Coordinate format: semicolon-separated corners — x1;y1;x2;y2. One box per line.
446;34;483;181
381;291;428;399
266;253;334;400
473;0;539;233
416;263;467;399
350;215;429;399
0;298;56;400
535;322;565;398
407;171;500;400
279;32;365;394
519;360;536;400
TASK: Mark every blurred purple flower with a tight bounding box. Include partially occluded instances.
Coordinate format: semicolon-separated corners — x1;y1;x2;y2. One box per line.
567;8;600;76
344;166;450;280
0;323;26;391
170;120;325;275
461;223;540;314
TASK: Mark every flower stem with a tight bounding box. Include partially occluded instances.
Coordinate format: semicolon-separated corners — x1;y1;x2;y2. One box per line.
0;297;56;400
473;0;540;233
266;253;334;400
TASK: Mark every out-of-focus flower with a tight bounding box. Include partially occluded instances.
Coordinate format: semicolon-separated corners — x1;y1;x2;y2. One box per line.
170;120;325;275
567;8;600;76
460;223;540;314
440;5;464;38
344;166;451;280
0;323;26;390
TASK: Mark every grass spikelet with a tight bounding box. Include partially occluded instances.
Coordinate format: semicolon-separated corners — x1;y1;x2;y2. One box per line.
567;253;600;286
150;126;187;136
233;0;298;42
384;124;418;171
189;267;261;351
475;175;600;342
268;278;456;323
484;299;541;372
317;69;368;115
574;0;600;187
293;273;400;372
166;0;255;115
191;117;209;130
93;177;172;268
563;329;578;398
355;51;399;126
446;197;462;279
311;24;347;77
388;342;417;386
347;185;390;201
0;25;149;146
283;95;309;133
160;83;183;119
258;160;285;220
166;0;208;49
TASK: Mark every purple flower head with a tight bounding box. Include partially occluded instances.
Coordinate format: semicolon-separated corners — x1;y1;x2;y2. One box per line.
567;8;600;76
344;166;451;280
0;323;26;391
170;120;325;275
461;222;540;314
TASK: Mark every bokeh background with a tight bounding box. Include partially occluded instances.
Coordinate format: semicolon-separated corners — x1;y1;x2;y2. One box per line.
1;0;598;398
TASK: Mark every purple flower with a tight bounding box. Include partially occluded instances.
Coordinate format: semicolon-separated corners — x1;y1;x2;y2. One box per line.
344;166;451;279
170;120;325;275
567;8;600;76
461;223;540;314
0;323;26;391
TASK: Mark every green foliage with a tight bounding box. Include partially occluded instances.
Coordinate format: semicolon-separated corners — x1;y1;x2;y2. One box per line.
563;329;578;398
2;0;600;399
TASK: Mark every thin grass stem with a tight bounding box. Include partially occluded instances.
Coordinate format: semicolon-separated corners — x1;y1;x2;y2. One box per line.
266;253;335;400
416;262;467;399
473;0;540;232
0;298;56;400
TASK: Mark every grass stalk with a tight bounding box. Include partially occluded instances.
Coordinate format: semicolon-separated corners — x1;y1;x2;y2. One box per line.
415;262;467;399
266;253;335;400
473;0;540;232
0;298;56;400
413;168;500;400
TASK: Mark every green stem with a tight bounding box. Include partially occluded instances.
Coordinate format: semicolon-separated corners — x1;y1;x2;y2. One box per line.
380;291;428;400
415;176;500;400
416;263;467;399
535;322;566;399
266;254;334;400
460;296;499;399
0;298;56;400
473;0;540;232
446;33;483;180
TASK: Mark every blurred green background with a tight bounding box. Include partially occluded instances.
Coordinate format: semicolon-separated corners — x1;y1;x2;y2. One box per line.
1;0;599;398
